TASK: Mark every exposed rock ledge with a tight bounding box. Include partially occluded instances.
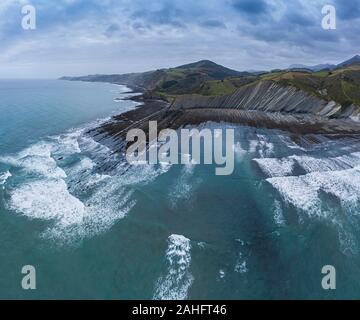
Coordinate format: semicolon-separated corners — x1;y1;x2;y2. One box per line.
92;81;360;150
169;80;359;119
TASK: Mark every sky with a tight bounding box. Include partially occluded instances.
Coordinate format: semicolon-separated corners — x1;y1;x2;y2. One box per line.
0;0;359;78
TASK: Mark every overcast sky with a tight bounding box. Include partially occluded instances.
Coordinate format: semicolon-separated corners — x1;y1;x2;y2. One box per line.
0;0;359;78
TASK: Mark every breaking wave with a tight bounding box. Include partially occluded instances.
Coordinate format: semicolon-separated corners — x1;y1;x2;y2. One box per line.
0;125;169;246
168;164;201;208
153;234;194;300
0;171;12;189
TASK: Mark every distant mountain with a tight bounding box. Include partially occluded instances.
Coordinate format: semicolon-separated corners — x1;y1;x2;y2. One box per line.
174;60;246;79
61;57;360;111
337;55;360;68
60;60;249;95
288;63;336;72
287;55;360;72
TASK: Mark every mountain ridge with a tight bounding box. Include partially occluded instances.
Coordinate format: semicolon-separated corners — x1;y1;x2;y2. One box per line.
61;56;360;125
287;55;360;72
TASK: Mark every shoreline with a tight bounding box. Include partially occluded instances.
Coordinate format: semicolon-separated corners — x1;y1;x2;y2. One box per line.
89;91;360;151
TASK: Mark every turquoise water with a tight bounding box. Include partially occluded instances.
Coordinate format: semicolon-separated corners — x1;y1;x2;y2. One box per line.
1;80;360;299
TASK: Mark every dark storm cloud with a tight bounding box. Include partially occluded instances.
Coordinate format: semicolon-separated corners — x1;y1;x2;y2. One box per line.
231;0;269;15
131;6;186;28
334;0;360;20
0;0;359;78
199;20;227;29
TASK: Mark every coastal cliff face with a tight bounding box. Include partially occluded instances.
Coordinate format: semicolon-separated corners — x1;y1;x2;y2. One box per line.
170;80;359;120
92;79;360;146
62;58;360;140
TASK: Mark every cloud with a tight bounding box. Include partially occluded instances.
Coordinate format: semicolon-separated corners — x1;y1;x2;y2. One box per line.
104;23;121;37
334;0;360;20
231;0;269;15
199;20;227;29
131;6;186;28
0;0;359;78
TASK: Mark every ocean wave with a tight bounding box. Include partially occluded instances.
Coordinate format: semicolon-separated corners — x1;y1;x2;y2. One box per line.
336;221;358;255
292;153;360;173
255;151;360;178
51;130;82;155
218;269;226;279
153;234;194;300
277;134;307;151
257;134;275;158
267;165;360;217
267;175;321;217
248;134;274;158
9;179;85;224
254;157;295;177
234;239;248;274
168;164;201;208
233;142;246;160
0;142;67;179
234;259;248;274
0;171;12;188
3;126;170;245
273;200;285;226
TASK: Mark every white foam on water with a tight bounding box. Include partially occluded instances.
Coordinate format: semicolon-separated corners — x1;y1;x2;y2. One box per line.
69;157;96;175
257;134;275;158
169;164;200;208
273;200;285;226
37;170;139;245
267;161;360;255
306;167;360;211
336;222;358;255
79;134;112;155
268;165;360;217
291;154;357;173
267;175;321;217
8;162;169;245
234;252;248;274
85;173;111;188
277;134;307;151
248;135;274;158
52;130;82;155
255;151;360;179
219;270;226;279
235;261;248;274
8;179;85;224
0;142;67;179
153;234;194;300
249;140;259;153
2;141;85;236
0;171;12;188
78;185;135;239
3;129;171;245
197;242;206;249
233;142;246;161
254;157;295;177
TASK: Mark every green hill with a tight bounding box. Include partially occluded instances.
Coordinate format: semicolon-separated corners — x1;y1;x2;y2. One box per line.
61;56;360;111
259;65;360;108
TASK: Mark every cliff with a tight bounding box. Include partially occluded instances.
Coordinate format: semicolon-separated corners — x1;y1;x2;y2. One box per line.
170;80;359;119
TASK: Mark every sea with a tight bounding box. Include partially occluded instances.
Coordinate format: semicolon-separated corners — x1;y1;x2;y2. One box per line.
1;79;360;299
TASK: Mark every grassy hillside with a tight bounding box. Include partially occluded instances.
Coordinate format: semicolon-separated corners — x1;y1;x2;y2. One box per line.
62;60;249;95
61;57;360;111
152;60;251;96
258;65;360;108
